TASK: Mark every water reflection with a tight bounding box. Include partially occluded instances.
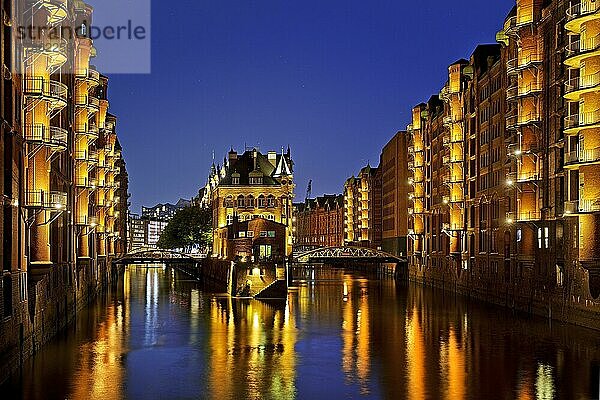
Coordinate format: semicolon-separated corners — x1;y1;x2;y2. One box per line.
3;265;600;400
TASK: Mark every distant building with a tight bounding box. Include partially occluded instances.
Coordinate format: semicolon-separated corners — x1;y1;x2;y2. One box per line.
128;214;147;251
344;165;382;249
294;195;344;247
208;147;295;260
127;198;190;251
142;198;191;221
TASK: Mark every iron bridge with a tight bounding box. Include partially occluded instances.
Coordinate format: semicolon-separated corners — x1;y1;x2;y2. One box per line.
113;249;202;265
294;246;403;264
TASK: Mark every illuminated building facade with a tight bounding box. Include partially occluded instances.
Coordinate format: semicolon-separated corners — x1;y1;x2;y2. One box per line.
0;0;128;382
344;165;382;249
405;0;600;326
208;148;295;259
294;195;344;247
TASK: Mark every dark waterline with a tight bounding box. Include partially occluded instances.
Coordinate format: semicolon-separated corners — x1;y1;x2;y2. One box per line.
2;265;600;400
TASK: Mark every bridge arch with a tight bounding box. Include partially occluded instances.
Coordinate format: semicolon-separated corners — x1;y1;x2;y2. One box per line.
294;246;402;264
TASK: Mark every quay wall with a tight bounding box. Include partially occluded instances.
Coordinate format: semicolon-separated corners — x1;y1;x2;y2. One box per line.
408;263;600;331
0;259;123;386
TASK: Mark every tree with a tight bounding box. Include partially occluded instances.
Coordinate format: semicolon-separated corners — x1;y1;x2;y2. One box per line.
157;206;212;253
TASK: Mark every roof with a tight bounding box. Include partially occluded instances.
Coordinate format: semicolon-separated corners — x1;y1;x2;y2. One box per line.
214;148;293;186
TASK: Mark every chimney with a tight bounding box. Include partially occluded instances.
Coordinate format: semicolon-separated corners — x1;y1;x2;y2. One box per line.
228;148;237;162
268;151;277;166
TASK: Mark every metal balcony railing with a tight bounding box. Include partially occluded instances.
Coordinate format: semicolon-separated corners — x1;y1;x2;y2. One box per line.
565;33;600;58
506;58;518;75
565;71;600;96
565;199;600;214
565;147;600;166
24;190;67;209
507;211;541;222
516;171;540;182
565;109;600;130
566;1;600;23
76;215;98;226
518;52;543;70
23;123;68;149
506;84;518;100
519;82;543;97
518;111;541;126
23;78;68;104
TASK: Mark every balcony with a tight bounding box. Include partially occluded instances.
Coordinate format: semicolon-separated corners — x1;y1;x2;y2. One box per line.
24;37;68;70
518;82;542;97
442;223;463;232
565;199;600;214
37;0;69;26
564;109;600;134
564;72;600;100
24;190;67;210
516;171;540;183
564;147;600;167
75;177;97;189
76;215;99;227
75;151;88;162
517;53;543;71
450;132;464;143
75;123;99;139
566;1;600;32
517;111;541;127
565;33;600;67
506;113;518;130
506;211;541;222
506;84;518;101
23;123;67;151
75;94;100;112
23;78;68;110
506;58;518;75
443;195;463;204
75;68;101;86
88;150;99;164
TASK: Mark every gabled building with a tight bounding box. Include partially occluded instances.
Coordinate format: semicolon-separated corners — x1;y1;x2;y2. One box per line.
294;195;344;247
208;148;295;259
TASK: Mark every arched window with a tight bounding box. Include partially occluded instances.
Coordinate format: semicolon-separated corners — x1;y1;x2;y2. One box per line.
267;194;275;208
224;196;233;208
237;195;245;208
246;195;255;208
258;195;266;208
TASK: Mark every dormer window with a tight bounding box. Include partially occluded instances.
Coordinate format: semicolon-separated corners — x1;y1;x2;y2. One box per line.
232;172;240;185
249;171;263;185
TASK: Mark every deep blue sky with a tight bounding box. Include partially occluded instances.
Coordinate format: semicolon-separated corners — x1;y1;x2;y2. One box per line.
105;0;514;212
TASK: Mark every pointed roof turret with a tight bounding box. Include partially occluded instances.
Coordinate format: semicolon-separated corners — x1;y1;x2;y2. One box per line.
273;147;292;177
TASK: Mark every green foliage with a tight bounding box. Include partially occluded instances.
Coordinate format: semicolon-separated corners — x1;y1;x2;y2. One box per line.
157;206;212;252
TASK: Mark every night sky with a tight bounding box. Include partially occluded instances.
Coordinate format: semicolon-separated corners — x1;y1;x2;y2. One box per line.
104;0;514;212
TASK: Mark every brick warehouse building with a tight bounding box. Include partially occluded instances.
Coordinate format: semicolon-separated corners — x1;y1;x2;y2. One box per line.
294;195;344;248
0;0;129;383
403;0;600;327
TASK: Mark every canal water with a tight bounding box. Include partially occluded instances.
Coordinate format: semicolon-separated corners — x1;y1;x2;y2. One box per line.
2;265;600;400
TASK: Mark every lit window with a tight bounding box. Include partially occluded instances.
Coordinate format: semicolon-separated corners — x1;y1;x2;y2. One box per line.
537;228;542;249
517;228;522;242
260;231;268;237
544;227;549;249
268;231;276;238
247;231;254;238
